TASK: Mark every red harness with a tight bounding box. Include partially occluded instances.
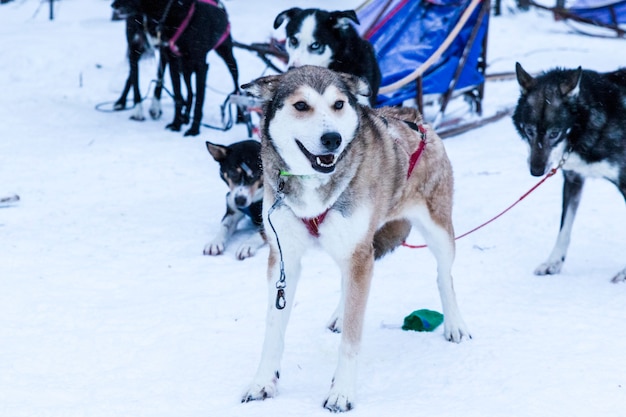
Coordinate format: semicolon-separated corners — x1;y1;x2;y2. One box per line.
301;123;428;237
168;0;231;56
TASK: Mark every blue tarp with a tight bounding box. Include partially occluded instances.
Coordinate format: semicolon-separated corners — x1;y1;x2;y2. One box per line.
358;0;489;107
569;0;626;25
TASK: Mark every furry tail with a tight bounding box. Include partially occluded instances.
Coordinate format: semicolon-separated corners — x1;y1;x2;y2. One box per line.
373;219;412;260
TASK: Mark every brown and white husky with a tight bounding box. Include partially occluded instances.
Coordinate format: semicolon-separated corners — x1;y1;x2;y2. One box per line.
240;66;471;412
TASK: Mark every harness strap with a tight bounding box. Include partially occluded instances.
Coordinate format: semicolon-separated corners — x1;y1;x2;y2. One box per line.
406;123;428;179
301;210;329;237
168;0;231;56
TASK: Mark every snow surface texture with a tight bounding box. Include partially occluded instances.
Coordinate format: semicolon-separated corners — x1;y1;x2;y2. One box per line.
0;1;625;416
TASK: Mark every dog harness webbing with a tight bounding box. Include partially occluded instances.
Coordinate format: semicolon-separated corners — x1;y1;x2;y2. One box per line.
301;210;329;238
298;123;427;238
168;0;231;56
406;122;428;179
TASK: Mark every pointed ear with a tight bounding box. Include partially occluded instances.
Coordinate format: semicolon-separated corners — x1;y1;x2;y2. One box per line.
330;10;360;29
274;8;301;29
206;141;229;162
339;72;371;105
241;75;282;102
560;66;582;97
515;62;535;93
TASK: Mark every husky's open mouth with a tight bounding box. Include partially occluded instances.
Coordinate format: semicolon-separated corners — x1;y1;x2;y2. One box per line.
295;140;337;174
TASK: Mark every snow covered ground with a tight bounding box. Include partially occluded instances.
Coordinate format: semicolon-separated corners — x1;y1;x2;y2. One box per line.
0;1;625;416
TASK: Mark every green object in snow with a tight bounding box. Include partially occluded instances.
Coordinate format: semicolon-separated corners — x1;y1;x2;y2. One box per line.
402;309;444;332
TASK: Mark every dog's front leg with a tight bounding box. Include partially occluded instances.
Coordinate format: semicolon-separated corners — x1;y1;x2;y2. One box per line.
235;231;266;260
242;227;304;403
535;170;585;275
204;207;243;256
323;244;374;412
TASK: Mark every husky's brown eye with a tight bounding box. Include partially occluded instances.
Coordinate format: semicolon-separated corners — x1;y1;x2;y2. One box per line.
334;100;344;110
294;101;309;111
288;36;298;48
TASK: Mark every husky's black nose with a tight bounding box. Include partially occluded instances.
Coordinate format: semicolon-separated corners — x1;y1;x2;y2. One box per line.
321;132;342;152
234;195;248;208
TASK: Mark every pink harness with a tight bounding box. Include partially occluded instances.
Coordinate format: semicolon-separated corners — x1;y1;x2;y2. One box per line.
168;0;231;56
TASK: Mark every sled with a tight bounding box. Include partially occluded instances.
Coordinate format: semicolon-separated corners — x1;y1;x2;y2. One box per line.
355;0;506;135
529;0;626;37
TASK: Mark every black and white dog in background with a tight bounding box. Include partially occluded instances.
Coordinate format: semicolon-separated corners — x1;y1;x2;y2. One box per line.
273;7;381;106
204;140;265;260
513;62;626;283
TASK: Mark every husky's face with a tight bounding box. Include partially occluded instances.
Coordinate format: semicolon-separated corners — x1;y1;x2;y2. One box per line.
512;63;581;176
274;8;360;69
206;141;263;210
242;66;370;176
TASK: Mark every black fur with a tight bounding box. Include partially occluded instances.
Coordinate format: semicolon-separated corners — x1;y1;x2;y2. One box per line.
274;8;381;106
512;62;626;281
111;4;193;121
112;0;240;136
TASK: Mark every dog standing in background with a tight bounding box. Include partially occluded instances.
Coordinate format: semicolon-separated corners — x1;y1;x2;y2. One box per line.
111;0;241;136
513;62;626;282
240;66;471;412
273;7;381;106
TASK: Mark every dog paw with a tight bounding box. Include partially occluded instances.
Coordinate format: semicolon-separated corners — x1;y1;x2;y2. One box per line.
444;316;472;343
444;324;472;343
534;260;563;275
326;316;343;333
235;244;256;260
149;108;162;120
184;125;200;137
323;389;353;413
241;375;279;403
166;122;181;132
129;113;145;122
203;242;225;256
611;268;626;283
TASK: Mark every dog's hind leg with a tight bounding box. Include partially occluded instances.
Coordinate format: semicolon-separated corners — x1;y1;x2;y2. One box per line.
114;76;133;111
184;61;208;137
535;170;585;275
215;37;246;124
326;219;412;334
410;206;470;343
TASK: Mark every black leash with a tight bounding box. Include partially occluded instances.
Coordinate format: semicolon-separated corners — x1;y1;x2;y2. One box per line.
266;180;287;310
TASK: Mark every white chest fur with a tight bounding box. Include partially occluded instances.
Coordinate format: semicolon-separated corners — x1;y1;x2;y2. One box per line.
563;152;619;181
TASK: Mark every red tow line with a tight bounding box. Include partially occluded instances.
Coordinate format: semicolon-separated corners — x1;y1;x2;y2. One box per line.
402;165;562;249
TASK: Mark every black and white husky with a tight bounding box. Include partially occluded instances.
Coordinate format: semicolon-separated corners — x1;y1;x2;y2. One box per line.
240;66;470;412
513;62;626;283
273;7;381;106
